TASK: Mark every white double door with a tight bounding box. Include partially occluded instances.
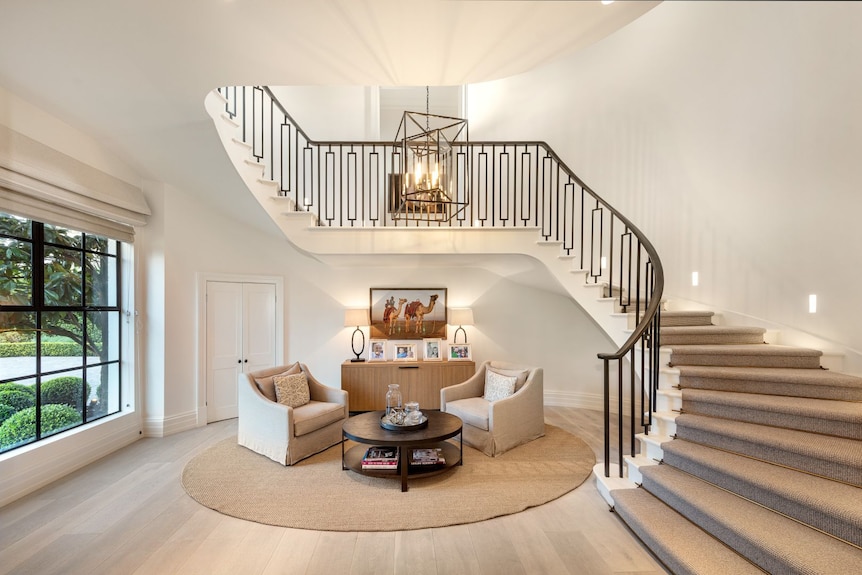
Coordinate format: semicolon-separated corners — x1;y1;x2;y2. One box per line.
206;281;277;422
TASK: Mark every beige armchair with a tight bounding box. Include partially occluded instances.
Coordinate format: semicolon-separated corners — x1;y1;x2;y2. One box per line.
238;363;349;465
440;360;544;457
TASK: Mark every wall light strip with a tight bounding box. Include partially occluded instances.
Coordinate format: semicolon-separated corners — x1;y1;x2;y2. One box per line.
809;294;817;314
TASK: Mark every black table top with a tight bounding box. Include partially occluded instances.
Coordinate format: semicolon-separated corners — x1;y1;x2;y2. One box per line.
342;410;462;446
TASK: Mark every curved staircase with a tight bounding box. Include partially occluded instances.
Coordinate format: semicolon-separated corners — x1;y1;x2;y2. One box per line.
610;310;862;574
206;86;862;574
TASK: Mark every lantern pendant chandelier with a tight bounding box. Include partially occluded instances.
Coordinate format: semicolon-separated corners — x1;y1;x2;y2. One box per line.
392;86;469;222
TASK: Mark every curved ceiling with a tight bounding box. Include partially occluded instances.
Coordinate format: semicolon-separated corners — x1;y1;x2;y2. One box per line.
0;0;659;232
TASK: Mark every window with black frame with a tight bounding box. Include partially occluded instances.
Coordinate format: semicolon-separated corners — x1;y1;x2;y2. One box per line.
0;211;122;454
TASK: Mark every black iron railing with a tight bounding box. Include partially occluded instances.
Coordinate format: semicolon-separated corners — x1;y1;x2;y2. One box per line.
217;85;663;478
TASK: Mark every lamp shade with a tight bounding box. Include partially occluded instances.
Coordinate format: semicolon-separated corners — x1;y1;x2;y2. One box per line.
344;308;370;327
449;308;474;326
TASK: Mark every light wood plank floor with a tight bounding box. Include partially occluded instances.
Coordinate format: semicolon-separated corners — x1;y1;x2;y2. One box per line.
0;407;668;575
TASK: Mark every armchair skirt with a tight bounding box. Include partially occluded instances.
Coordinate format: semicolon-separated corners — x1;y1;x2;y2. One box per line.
238;363;349;465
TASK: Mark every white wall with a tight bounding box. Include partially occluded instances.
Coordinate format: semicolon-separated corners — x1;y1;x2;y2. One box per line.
0;86;142;187
268;86;374;140
0;85;145;506
138;181;166;431
467;1;862;360
141;181;612;424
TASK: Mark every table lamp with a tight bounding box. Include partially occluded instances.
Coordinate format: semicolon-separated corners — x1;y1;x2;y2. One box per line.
344;308;370;362
449;308;474;343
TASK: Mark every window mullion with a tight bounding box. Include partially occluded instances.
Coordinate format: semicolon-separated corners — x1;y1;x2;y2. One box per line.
33;221;44;440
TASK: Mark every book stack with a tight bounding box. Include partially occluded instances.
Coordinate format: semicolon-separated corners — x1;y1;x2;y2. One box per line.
361;446;399;470
409;447;446;467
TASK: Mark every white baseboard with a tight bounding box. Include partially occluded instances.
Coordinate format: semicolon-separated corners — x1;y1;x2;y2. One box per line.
142;409;199;438
545;390;633;414
0;412;142;508
545;390;604;411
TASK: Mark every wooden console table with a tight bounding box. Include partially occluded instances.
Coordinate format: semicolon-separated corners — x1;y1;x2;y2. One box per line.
341;360;475;411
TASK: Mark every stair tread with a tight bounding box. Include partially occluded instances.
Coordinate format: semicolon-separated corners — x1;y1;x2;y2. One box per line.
662;326;767;346
660;316;715;327
669;344;824;369
639;465;862;573
675;413;862;462
662;439;862;547
610;488;766;575
674;414;862;483
625;453;660;466
668;344;822;357
678;365;862;387
637;432;674;445
662;310;715;317
682;389;862;422
661;325;764;335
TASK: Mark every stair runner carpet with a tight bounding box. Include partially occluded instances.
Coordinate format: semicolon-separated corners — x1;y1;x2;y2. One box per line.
610;310;862;575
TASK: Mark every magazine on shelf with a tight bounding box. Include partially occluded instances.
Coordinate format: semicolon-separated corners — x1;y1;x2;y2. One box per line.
362;446;399;469
409;447;445;466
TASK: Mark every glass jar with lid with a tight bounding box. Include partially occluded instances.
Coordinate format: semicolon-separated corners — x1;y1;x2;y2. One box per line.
385;384;403;418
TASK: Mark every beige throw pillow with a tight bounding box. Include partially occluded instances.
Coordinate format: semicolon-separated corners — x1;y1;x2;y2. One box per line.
255;362;301;402
274;373;311;408
488;366;529;392
484;369;517;402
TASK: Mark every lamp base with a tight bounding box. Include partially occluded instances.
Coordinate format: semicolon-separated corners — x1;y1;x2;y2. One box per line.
453;326;468;344
350;327;366;363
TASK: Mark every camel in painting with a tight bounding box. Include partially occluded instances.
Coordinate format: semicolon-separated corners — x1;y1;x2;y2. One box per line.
404;294;439;334
384;298;408;335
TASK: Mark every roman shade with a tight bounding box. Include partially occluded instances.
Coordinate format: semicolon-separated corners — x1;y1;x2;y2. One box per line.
0;125;150;242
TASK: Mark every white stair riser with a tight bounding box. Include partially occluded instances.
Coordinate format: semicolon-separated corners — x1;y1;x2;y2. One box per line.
650;415;677;437
656;391;682;412
624;455;659;485
592;464;636;506
626;463;645;485
637;434;667;461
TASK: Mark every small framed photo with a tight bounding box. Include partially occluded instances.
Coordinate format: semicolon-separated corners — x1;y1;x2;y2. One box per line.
447;343;472;361
393;342;418;361
423;338;443;361
368;339;387;362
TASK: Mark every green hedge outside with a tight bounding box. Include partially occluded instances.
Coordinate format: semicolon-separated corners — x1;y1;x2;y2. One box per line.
41;376;89;408
0;388;35;412
0;404;82;449
0;382;36;397
0;341;83;358
0;404;16;426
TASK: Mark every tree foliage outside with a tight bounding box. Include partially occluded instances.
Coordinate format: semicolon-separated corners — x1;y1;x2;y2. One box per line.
0;212;122;452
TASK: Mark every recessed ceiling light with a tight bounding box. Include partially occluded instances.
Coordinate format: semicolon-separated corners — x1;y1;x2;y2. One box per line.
601;0;615;5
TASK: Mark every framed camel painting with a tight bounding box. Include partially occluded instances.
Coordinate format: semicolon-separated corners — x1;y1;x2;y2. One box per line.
370;288;447;340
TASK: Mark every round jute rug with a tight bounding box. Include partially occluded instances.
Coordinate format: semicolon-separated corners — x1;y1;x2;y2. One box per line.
181;425;595;531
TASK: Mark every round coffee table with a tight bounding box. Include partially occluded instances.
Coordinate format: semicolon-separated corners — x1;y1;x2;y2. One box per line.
342;410;463;492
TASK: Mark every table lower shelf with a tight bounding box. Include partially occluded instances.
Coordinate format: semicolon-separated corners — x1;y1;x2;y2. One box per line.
342;441;462;488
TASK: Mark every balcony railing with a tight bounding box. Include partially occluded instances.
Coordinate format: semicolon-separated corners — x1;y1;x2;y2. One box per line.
218;85;663;478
